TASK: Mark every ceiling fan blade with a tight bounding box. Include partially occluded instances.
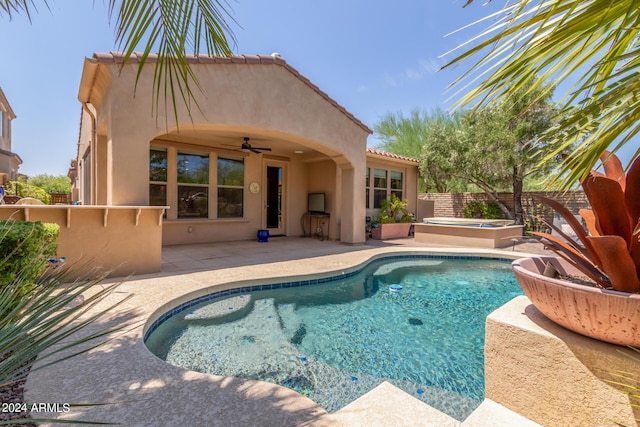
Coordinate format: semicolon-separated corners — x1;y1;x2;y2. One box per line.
253;147;272;151
251;148;261;154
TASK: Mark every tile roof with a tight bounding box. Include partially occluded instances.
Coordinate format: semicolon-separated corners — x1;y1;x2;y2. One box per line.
366;148;420;163
91;52;372;134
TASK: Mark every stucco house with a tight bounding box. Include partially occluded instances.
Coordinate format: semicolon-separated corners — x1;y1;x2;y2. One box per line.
0;86;21;183
71;52;419;247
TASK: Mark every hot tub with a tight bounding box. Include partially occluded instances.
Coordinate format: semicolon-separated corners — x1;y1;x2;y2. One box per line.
414;217;524;248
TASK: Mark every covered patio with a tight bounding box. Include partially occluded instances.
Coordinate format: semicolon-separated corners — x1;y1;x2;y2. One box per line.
74;53;375;246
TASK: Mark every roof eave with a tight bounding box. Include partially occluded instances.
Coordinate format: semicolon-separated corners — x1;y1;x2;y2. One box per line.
78;57;100;103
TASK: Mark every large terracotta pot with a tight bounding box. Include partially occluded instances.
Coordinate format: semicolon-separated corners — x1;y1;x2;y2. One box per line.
370;222;412;240
512;256;640;347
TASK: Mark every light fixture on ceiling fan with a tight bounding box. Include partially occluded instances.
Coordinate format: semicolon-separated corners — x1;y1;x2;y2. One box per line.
241;137;272;154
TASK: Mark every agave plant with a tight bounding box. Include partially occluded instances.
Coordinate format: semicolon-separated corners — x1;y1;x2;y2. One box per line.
0;224;132;424
532;152;640;293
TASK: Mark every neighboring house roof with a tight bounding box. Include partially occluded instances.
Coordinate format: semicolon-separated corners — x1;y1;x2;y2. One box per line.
0;86;16;120
366;147;420;164
89;52;373;134
0;147;23;164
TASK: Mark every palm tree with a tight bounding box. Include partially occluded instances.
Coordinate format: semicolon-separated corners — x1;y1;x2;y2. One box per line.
443;0;640;187
1;0;237;123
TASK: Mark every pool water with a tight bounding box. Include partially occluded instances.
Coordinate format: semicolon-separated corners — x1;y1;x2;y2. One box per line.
145;257;523;420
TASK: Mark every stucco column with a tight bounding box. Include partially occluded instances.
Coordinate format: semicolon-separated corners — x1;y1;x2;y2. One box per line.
106;128;149;205
339;164;365;244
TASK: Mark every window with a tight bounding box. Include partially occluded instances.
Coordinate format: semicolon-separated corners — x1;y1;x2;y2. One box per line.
373;168;387;208
177;152;209;218
149;149;167;207
148;148;247;220
367;167;404;209
83;149;91;205
365;168;370;209
390;171;403;199
217;157;244;218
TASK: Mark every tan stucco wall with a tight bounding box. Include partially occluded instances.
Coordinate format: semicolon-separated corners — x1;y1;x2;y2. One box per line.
0;87;16;153
0;154;20;181
0;205;165;277
365;154;419;220
486;296;640;426
96;61;367;205
74;55;425;245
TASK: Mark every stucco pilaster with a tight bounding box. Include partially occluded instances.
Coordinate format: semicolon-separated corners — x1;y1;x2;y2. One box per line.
339;163;365;244
95;134;109;205
107;106;155;206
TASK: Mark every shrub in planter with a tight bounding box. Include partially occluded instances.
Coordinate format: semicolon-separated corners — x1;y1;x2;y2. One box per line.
371;195;413;239
374;194;411;224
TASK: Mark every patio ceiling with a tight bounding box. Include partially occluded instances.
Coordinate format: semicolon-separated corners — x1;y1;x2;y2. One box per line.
154;128;339;162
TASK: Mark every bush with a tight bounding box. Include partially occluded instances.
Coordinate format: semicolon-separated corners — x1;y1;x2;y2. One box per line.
463;200;502;219
463;200;485;218
483;202;502;219
5;181;51;204
0;221;59;297
27;174;71;195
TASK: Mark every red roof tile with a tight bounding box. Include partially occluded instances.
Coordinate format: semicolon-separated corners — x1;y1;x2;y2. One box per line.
91;52;372;134
366;148;420;163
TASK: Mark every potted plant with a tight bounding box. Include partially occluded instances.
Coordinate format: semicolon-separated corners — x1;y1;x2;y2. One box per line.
512;151;640;347
370;194;414;240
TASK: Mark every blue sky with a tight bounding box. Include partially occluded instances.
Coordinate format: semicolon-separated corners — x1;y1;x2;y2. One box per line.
0;1;635;177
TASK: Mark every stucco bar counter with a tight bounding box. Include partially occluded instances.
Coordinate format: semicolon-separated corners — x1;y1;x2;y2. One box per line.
0;205;166;278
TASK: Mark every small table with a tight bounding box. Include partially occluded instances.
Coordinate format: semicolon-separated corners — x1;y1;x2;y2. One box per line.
302;212;330;240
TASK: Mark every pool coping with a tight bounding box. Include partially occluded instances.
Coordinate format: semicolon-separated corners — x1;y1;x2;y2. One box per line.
24;244;541;426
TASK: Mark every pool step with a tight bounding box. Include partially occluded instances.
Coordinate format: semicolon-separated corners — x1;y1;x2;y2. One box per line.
325;383;541;427
462;399;542;427
329;381;461;426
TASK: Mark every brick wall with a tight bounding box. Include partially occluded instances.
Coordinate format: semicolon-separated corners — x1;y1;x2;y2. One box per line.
420;191;590;230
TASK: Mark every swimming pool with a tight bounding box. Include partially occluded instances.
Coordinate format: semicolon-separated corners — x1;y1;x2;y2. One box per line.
145;255;522;421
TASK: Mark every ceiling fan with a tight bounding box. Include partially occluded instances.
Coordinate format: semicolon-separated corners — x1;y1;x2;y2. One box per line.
239;137;272;154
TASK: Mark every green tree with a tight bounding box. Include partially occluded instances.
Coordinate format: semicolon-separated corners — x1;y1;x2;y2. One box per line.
375;108;468;193
444;0;640;187
1;0;236;123
466;80;558;224
28;174;71;194
418;80;558;224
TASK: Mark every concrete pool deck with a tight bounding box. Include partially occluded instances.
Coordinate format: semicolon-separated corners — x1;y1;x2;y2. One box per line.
25;237;548;426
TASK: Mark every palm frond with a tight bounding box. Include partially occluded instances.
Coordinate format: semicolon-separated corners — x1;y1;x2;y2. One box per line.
108;0;237;125
445;0;640;187
0;0;49;21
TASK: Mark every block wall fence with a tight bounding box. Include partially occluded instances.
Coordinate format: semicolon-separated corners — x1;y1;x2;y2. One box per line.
420;191;590;223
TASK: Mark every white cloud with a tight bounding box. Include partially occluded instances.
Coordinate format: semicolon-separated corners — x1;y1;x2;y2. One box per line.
405;58;441;81
382;73;398;87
